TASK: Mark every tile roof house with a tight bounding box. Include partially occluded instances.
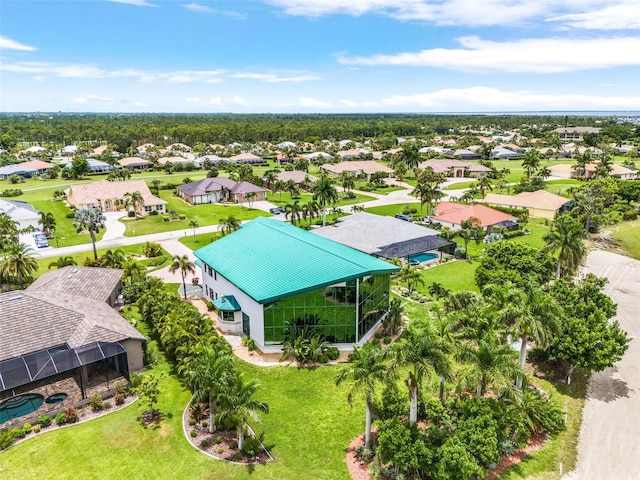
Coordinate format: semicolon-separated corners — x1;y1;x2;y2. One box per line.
275;170;317;185
554;127;601;141
177;178;267;205
66;179;166;215
157;156;195;166
0;164;38;180
0;199;40;230
118;157;153;170
194;217;399;353
419;159;491;178
19;160;54;174
228;153;264;164
321;161;393;181
432;202;518;231
337;149;367;160
483;190;572;219
305;152;335;162
549;163;636;180
0;267;145;421
445;149;481;160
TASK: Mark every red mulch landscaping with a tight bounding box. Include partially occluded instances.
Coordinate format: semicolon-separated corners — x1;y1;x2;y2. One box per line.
346;432;545;480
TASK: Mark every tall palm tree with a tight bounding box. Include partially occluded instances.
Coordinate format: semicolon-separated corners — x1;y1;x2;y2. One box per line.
339;171;356;193
521;149;541;179
387;321;451;423
245;191;257;208
336;343;386;449
169;254;196;301
188;219;199;241
475;176;493;198
103;248;126;268
264;171;278;190
48;256;77;270
302;200;319;224
284;200;303;226
73;207;106;260
219;215;241;236
485;281;561;390
427;306;458;404
123;191;145;216
122;258;145;284
38;211;56;238
180;346;234;434
542;215;587;279
312;175;339;227
218;372;269;451
411;182;443;218
273;180;286;202
0;242;38;289
398;264;424;294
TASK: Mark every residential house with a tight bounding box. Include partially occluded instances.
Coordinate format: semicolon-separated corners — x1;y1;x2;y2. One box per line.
0;199;40;230
549;163;637;180
445;149;481;160
419;159;491;178
177;178;267;205
118;157;153;170
431;202;518;231
305;152;334;162
195;217;399;353
66;179;166;215
275;170;317;187
0;164;38;180
483;190;571;219
321;161;393;181
19;160;54;175
228;153;264;164
554;127;601;141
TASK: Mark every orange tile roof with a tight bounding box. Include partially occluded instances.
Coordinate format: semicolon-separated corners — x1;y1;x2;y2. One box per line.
432;202;517;227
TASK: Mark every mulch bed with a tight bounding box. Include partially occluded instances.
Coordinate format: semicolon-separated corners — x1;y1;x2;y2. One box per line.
346;431;545;480
183;406;272;464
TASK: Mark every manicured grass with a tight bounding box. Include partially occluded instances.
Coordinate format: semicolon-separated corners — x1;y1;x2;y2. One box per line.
32;243;172;278
179;231;222;251
365;202;422;217
355;182;405;195
609;219;640;260
0;353;362;480
419;259;480;293
121;190;269;237
444;181;477;191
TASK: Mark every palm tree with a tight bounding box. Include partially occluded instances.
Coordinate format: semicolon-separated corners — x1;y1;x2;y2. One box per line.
383;298;404;335
411;182;443;218
542;215;587;279
428;306;458;404
0;242;38;289
475;176;493;198
335;343;386;449
457;335;521;397
181;346;234;433
218;372;269;452
73;207;106;260
273;180;286;202
123;191;145;216
188;219;199;241
387;321;451;423
485;281;561;390
264;171;277;190
398;264;424;294
245;191;257;208
169;254;196;301
521;149;541;179
312;175;339;227
150;179;162;192
48;256;77;270
122;258;145;283
104;248;126;268
302;200;319;224
219;215;241;236
428;282;450;300
219;185;230;202
38;211;56;238
398;143;422;174
284;200;303;226
339;171;356;193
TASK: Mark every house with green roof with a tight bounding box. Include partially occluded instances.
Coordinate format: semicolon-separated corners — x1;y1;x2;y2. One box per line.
194;217;399;353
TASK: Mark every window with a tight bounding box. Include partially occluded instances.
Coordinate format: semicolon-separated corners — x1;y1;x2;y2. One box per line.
144;205;152;212
155;205;163;211
221;311;235;322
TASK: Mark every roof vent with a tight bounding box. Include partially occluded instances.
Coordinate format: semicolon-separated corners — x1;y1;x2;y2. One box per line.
8;294;22;301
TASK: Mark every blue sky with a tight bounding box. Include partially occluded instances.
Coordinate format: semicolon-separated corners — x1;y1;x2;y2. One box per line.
1;0;639;113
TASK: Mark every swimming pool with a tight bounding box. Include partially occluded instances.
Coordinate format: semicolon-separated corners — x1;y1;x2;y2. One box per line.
409;252;439;263
0;393;44;424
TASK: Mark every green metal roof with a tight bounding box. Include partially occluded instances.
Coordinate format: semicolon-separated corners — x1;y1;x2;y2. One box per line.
194;217;399;303
212;295;241;312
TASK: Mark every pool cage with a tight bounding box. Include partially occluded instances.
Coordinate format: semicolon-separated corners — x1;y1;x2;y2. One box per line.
0;342;129;397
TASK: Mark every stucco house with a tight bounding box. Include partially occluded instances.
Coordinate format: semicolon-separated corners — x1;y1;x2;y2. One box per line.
432;202;518;231
0;199;40;230
66;179;166;215
0;267;145;428
195;217;399;353
483;190;571;219
419;159;491;178
118;157;153;170
177;178;267;205
321;161;393;181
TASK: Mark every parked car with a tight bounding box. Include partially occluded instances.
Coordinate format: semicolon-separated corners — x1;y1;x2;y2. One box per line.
394;213;413;222
269;207;284;215
34;235;49;248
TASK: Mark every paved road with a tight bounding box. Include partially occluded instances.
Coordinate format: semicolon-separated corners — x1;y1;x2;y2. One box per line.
565;250;640;480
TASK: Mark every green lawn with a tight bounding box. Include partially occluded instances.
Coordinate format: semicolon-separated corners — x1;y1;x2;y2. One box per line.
365;202;422;218
419;259;480;293
33;243;172;279
179;231;222;251
609;219;640;260
0;352;362;480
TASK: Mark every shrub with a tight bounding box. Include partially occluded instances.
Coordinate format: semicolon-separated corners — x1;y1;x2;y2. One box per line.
206;301;215;311
143;341;159;366
190;429;197;438
55;412;68;425
32;424;41;434
189;403;205;421
354;445;375;462
242;436;261;456
142;241;163;258
215;436;222;444
13;427;26;439
504;230;525;239
200;439;210;448
38;415;52;427
114;382;127;396
327;347;340;361
0;188;23;197
454;246;466;259
0;429;17;451
189;418;197;426
383;336;392;345
202;420;209;428
128;372;143;390
90;394;105;412
217;447;224;454
22;423;32;434
150;210;159;216
114;393;125;406
229;440;238;449
65;406;79;423
127;210;136;218
241;337;255;351
65;212;76;218
234;452;243;461
623;210;638;221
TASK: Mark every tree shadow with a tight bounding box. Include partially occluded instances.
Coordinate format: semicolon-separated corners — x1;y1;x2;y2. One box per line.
589;375;630;403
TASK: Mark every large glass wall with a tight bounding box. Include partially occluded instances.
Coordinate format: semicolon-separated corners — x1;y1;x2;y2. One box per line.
263;274;391;345
358;274;391;339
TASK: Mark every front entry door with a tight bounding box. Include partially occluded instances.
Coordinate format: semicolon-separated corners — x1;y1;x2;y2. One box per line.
242;312;250;337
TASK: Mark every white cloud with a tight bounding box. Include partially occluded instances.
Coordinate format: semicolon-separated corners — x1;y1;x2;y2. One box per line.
73;95;117;106
231;73;320;82
547;2;640;30
299;97;331;108
182;3;215;13
337;36;640;73
230;96;247;106
381;86;640;110
185;96;247;107
107;0;159;7
0;35;37;51
340;99;359;107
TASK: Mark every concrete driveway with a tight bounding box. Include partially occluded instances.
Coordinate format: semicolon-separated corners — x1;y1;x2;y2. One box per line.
565;250;640;479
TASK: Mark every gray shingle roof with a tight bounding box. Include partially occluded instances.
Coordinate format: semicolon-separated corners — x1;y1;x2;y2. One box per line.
28;266;123;304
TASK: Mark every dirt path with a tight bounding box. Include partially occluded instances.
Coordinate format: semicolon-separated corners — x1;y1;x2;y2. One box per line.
565;250;640;479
